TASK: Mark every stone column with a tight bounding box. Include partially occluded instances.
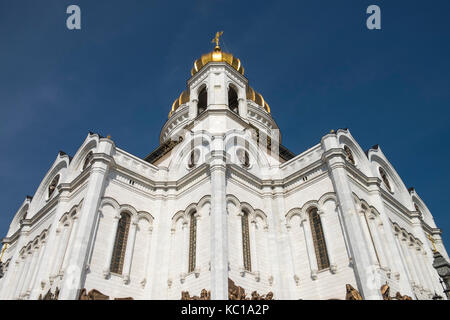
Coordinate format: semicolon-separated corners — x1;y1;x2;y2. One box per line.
28;240;47;298
150;187;175;299
238;97;247;119
167;227;176;292
141;226;153;288
49;228;63;280
56;223;71;276
377;222;394;275
408;242;426;289
317;210;337;273
16;252;32;299
29;185;71;300
400;236;419;287
301;215;318;280
321;133;381;299
250;218;260;280
368;216;389;272
286;225;299;286
393;230;413;283
209;135;228;300
12;256;27;299
268;184;296;299
181;220;189;283
21;247;39;298
122;218;138;284
358;211;379;267
61;217;79;274
58;138;114;300
416;246;433;293
189;98;199;120
236;211;245;275
1;227;29;300
102;214;120;278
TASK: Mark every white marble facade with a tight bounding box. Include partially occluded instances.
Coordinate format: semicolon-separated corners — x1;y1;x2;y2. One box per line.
0;46;448;300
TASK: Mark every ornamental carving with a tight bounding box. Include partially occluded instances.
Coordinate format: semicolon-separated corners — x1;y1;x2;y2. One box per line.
228;278;273;300
380;283;391;300
345;284;363;300
39;287;59;300
79;288;109;300
394;292;412;300
181;289;211;300
381;283;412;300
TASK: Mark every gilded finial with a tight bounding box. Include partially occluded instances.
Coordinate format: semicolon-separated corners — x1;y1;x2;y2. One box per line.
427;234;437;252
107;135;111;139
330;129;335;134
0;244;7;262
211;31;224;49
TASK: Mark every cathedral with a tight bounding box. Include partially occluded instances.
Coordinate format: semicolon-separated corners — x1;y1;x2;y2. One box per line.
0;34;449;300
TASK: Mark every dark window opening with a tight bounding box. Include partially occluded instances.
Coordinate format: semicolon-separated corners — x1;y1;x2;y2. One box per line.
197;87;207;114
228;87;239;113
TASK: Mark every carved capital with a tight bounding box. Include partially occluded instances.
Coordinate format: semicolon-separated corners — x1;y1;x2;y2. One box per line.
330;264;338;274
268;275;274;286
311;270;318;280
293;274;300;286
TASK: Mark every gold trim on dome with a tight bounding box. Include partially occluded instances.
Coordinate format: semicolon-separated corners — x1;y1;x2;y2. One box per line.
246;86;270;113
191;46;245;77
169;90;190;118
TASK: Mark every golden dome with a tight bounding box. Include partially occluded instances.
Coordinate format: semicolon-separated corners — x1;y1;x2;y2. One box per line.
191;46;244;76
246;86;271;113
168;90;190;118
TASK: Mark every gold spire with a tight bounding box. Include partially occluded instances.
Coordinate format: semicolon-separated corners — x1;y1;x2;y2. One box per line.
427;234;437;252
211;31;223;49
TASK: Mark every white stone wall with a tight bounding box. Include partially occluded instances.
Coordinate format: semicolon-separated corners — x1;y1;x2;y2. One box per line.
1;63;448;301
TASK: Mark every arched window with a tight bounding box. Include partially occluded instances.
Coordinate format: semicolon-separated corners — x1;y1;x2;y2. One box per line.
82;151;93;170
344;145;355;165
188;212;197;273
110;212;131;274
197;87;207;114
188;149;200;169
228;86;239;113
308;208;330;270
378;167;391;191
241;211;251;271
48;175;60;198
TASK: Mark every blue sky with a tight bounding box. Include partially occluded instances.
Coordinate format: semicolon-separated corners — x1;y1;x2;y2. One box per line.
0;0;449;248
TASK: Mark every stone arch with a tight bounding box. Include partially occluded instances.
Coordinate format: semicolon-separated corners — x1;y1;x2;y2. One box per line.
7;198;31;237
28;153;70;216
285;207;302;228
224;132;270;169
68;133;99;175
337;130;372;176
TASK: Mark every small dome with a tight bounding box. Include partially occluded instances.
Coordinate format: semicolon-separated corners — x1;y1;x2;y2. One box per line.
246;86;270;113
191;46;244;76
169;90;190;118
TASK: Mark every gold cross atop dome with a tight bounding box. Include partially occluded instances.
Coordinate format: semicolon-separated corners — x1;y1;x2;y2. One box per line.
211;31;223;48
